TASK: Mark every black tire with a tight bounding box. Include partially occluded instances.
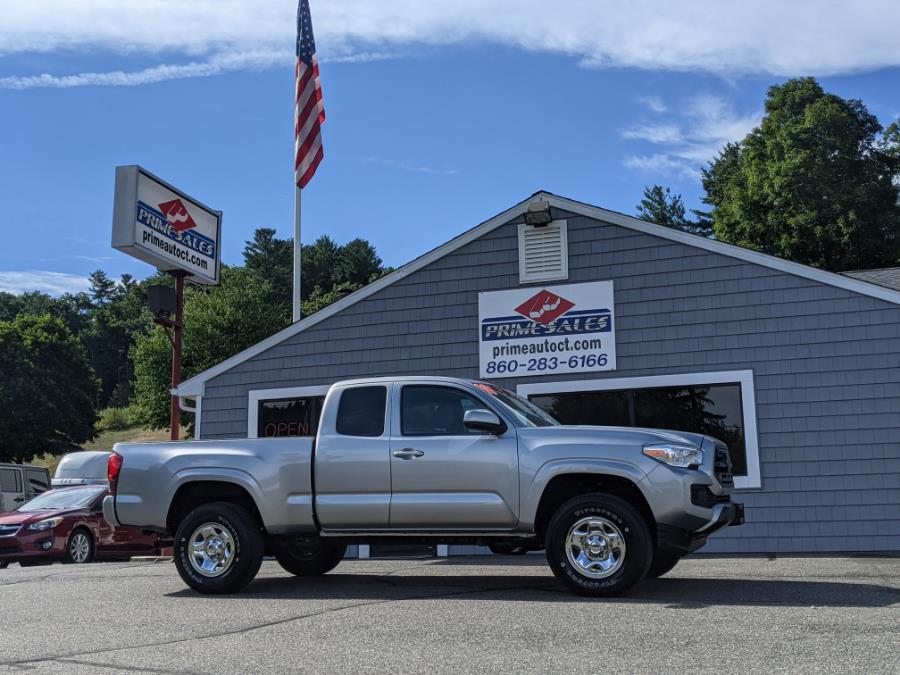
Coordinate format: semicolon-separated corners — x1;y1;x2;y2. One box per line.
545;493;652;597
274;541;346;576
64;528;95;564
173;502;264;595
646;548;683;578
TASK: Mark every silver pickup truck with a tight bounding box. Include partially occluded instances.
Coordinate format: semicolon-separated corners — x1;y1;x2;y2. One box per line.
104;376;743;596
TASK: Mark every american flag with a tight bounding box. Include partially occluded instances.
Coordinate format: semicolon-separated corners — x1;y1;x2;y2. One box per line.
295;0;324;188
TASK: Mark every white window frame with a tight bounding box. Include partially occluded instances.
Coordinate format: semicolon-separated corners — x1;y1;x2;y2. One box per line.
517;370;761;490
518;220;569;284
247;385;331;439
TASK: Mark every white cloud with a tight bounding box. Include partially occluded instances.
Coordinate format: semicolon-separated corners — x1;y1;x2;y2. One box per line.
362;157;458;175
623;154;697;180
0;271;89;296
621;94;762;178
621;124;684;144
636;96;666;114
1;1;900;89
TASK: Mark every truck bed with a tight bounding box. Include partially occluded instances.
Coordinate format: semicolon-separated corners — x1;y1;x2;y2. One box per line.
109;438;316;535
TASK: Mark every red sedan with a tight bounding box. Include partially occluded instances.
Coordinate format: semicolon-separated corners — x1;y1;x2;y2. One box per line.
0;485;158;568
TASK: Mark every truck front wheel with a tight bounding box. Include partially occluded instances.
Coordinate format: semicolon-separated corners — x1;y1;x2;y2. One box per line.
174;502;264;595
545;493;652;597
274;541;346;576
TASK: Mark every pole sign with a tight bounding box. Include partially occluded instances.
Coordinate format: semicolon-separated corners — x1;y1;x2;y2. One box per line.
112;165;222;285
478;281;616;378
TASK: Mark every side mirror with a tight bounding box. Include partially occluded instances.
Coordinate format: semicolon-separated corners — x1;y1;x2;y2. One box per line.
463;409;506;435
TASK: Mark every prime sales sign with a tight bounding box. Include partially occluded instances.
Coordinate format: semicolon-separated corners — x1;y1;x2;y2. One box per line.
112;165;221;285
478;281;616;378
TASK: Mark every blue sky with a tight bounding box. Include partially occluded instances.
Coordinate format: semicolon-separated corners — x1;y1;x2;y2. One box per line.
1;1;899;295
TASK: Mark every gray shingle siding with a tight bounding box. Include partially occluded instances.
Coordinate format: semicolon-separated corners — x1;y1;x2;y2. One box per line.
198;208;900;553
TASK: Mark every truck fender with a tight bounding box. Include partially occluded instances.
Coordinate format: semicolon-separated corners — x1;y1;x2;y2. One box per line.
519;458;649;532
169;468;268;526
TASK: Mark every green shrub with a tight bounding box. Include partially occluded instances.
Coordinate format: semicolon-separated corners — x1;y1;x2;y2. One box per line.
97;406;132;431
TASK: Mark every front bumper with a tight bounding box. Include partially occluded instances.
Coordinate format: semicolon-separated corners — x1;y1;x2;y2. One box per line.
0;530;63;562
657;501;744;554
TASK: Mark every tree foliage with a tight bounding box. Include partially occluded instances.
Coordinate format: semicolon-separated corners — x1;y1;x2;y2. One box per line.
131;266;293;429
0;315;98;463
701;77;900;271
636;185;713;237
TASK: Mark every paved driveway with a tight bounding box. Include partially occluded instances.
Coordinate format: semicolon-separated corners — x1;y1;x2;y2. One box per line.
0;556;897;674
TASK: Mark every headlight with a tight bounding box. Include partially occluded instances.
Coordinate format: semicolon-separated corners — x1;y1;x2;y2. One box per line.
27;517;63;531
643;444;703;469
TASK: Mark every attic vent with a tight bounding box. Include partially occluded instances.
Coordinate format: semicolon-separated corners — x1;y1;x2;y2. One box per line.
518;220;568;284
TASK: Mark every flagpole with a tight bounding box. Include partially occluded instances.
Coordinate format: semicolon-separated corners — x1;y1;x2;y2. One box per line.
293;184;302;322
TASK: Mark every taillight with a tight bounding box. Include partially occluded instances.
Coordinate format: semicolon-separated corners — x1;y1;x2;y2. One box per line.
108;453;123;494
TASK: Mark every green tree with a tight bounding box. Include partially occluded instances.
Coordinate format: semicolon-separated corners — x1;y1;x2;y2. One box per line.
131;267;291;429
636;185;712;237
243;228;293;305
701;77;900;271
88;269;118;305
83;273;161;407
0;315;98;463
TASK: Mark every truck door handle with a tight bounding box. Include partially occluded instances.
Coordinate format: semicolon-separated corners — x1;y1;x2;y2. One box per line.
392;448;424;459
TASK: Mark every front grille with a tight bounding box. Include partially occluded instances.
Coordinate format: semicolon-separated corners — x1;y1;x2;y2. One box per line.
714;444;735;488
0;524;21;537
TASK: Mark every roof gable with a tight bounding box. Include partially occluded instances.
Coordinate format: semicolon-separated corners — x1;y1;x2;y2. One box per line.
176;191;900;396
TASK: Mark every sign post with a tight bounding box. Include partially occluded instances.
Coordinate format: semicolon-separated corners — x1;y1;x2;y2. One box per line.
112;166;221;439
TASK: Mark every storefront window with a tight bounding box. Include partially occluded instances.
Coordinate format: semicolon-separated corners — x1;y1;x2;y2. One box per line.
529;383;748;476
257;396;325;438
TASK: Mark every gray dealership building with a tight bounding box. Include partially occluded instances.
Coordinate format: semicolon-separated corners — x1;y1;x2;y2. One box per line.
175;192;900;555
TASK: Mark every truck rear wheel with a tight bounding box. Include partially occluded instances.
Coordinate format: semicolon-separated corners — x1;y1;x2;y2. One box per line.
174;502;263;595
545;493;652;597
274;541;346;576
646;548;683;578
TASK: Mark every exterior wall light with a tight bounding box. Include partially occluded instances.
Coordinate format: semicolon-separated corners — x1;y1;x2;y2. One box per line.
524;200;552;227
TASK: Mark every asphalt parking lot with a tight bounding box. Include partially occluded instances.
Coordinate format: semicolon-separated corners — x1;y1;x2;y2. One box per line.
0;555;897;674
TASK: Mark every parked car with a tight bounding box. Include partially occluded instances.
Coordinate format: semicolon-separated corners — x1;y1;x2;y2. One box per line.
52;451;112;487
105;376;743;597
0;485;158;569
0;463;50;513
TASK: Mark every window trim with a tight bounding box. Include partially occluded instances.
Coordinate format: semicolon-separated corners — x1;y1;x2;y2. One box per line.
247;385;331;439
517;370;761;490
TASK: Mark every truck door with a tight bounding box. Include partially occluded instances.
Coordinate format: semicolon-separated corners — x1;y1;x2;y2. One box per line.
314;384;392;529
389;384;519;529
0;467;24;513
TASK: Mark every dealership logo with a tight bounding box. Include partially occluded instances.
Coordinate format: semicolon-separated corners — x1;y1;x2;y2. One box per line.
514;290;575;326
158;198;197;233
481;288;612;341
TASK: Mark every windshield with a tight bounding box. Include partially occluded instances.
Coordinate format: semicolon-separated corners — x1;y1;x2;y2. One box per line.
18;486;105;512
474;382;559;427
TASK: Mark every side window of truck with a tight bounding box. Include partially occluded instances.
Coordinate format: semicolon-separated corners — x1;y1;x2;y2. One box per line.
25;469;50;495
335;386;388;437
0;468;21;493
401;386;486;436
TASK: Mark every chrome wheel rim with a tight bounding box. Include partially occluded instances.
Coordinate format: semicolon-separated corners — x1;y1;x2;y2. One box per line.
565;516;626;579
70;533;91;563
188;523;236;578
